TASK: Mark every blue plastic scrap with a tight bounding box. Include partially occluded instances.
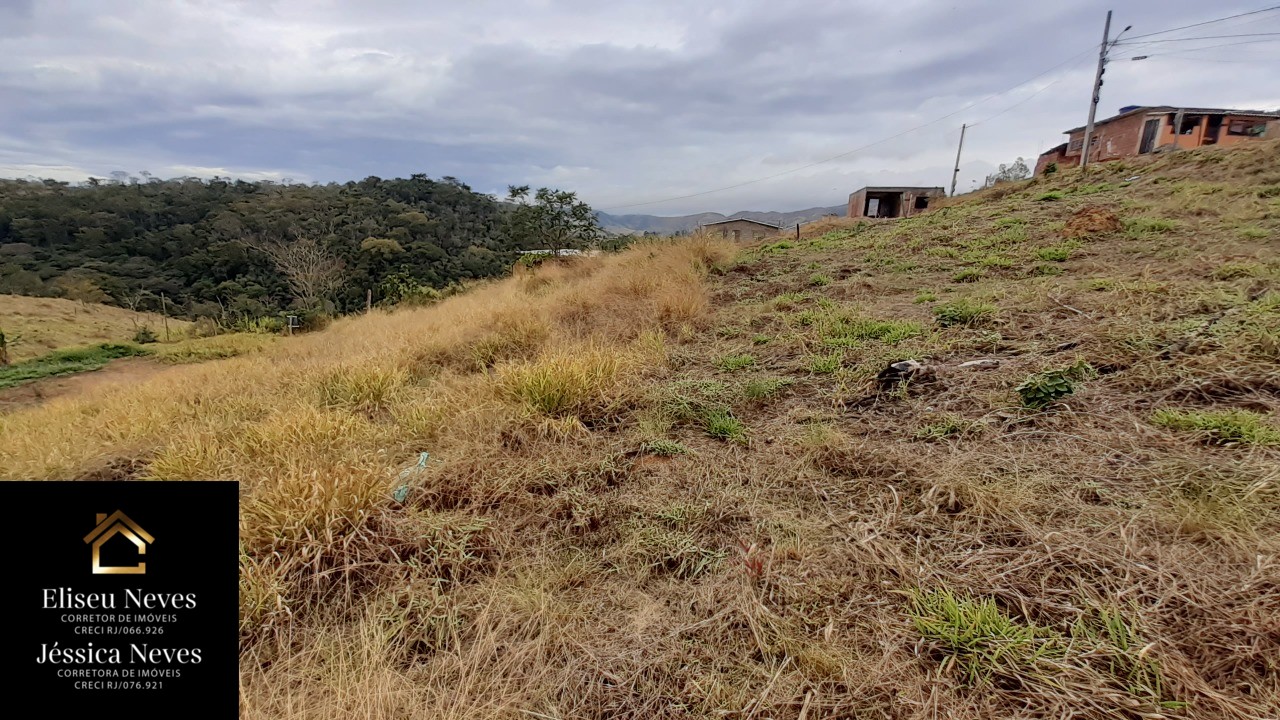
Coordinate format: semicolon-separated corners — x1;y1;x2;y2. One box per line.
392;452;430;503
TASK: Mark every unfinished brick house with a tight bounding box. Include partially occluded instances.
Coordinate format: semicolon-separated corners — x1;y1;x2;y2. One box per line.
1035;105;1280;174
847;186;945;219
700;218;781;241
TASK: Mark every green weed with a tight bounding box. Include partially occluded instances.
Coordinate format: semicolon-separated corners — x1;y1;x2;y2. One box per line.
1015;360;1095;409
1151;408;1280;446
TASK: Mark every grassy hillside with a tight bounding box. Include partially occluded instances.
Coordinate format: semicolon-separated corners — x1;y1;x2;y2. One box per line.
1;141;1279;718
1;294;191;362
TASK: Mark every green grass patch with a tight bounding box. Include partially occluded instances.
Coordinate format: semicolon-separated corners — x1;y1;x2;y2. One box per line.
1035;245;1073;262
1071;182;1112;196
769;292;807;310
952;269;982;283
976;255;1013;268
742;377;793;402
914;290;938;303
716;353;756;372
823;316;924;346
910;589;1174;702
1211;262;1262;280
914;415;976;440
1030;263;1064;277
909;589;1061;686
1151;408;1280;446
934;298;996;327
644;439;689;456
808;352;841;374
0;343;149;390
702;408;746;442
808;273;832;287
1037;191;1064;201
791;309;823;327
1124;217;1180;237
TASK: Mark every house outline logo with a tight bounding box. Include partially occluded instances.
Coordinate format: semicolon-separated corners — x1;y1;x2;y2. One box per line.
83;511;154;575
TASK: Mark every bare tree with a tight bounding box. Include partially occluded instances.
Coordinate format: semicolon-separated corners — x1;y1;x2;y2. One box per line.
244;233;345;310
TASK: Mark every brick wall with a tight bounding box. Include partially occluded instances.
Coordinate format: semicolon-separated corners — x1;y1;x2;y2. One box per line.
1065;111;1149;164
1034;144;1074;175
1042;111;1278;173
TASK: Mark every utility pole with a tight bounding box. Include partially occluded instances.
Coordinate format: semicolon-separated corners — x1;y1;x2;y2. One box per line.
1080;10;1112;170
950;123;967;196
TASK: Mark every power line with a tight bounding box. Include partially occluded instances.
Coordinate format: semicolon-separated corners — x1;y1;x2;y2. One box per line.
968;54;1094;128
1116;32;1280;46
599;46;1094;211
1128;36;1280;58
1123;6;1280;41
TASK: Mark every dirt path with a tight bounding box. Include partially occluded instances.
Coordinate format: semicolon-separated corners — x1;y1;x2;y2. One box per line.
0;357;172;413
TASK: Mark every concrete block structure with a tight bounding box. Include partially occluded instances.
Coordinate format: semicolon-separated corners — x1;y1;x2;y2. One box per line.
700;218;781;241
847;186;944;219
1035;106;1280;175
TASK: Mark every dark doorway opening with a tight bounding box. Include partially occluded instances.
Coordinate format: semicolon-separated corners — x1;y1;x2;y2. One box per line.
913;196;930;211
1139;118;1160;154
1204;115;1223;145
864;192;902;218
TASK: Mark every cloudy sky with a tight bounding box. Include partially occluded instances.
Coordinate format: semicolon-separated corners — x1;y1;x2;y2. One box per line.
2;1;1278;215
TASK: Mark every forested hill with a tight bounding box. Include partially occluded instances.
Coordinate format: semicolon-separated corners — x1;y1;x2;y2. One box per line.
0;175;520;319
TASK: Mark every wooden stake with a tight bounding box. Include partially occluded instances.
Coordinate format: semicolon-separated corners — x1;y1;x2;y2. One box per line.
160;293;171;342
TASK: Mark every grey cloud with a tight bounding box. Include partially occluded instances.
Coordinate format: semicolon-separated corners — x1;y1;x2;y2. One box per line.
1;0;1277;213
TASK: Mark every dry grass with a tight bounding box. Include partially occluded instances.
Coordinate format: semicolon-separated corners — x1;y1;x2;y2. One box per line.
0;293;192;361
5;143;1280;718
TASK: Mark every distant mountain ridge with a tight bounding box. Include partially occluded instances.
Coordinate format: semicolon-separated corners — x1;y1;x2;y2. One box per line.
597;204;846;235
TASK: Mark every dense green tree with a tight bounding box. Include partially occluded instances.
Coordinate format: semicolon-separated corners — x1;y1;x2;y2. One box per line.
504;186;603;256
0;174;599;321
